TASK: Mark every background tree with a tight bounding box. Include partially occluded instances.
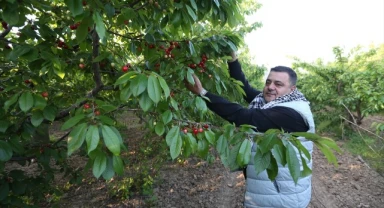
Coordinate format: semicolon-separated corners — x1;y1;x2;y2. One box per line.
293;44;384;132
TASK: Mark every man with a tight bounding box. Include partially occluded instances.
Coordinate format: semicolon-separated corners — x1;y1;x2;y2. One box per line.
185;53;315;208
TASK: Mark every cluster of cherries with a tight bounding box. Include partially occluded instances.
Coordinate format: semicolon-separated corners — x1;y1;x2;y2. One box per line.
162;41;180;59
188;54;208;73
83;102;100;116
69;22;81;30
56;40;68;49
182;123;210;135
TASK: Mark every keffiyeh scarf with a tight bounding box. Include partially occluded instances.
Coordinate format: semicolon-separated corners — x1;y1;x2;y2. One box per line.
248;89;309;109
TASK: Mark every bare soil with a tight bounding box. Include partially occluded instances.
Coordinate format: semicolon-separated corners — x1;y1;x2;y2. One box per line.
53;134;384;208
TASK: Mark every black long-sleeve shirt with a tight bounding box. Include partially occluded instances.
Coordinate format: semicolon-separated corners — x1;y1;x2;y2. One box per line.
204;60;309;133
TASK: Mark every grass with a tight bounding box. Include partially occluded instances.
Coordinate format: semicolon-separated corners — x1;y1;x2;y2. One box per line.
343;131;384;175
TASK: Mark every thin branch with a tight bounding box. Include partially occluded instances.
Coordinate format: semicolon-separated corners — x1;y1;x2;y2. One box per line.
339;115;383;141
53;132;70;146
0;27;12;38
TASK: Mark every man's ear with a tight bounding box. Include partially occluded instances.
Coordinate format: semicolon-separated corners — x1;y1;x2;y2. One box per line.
291;85;296;91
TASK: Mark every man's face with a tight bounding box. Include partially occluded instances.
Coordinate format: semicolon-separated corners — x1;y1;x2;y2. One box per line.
263;71;296;103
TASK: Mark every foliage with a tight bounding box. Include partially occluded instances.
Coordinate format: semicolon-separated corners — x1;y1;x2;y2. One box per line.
293;45;384;132
0;0;339;205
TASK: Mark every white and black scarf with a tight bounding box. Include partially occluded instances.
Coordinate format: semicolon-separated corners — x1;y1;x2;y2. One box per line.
248;89;309;109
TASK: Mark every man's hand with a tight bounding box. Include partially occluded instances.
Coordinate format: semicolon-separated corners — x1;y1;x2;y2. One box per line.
184;74;203;95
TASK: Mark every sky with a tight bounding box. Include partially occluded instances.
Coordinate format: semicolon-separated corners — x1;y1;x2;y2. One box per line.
244;0;384;68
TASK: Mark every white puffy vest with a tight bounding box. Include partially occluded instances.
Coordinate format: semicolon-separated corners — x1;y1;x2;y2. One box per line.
244;101;315;208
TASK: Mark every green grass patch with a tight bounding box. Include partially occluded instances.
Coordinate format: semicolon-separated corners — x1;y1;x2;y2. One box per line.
343;132;384;175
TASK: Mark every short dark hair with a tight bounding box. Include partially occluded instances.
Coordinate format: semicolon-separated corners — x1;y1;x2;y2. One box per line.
270;66;297;86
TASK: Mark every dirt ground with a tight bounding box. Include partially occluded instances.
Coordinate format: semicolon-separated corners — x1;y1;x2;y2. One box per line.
6;114;384;208
51;134;384;208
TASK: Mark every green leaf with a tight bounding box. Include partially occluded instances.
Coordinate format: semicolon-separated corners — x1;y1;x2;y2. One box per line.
185;5;197;21
31;111;44;127
144;33;156;43
216;135;228;155
147;75;161;103
317;137;342;153
76;14;92;43
0;141;13;162
271;141;287;166
33;94;47;110
253;148;271;174
258;132;278;154
315;141;339;167
158;76;170;98
64;0;84;17
93;12;106;42
170;132;182;160
86;125;100;154
43;105;57;121
0;121;10;133
115;71;137;86
101;125;121;155
188;41;196;55
186;69;195;85
61;114;86;130
186;133;197;153
237;139;252;166
93;153;107;179
300;155;312;178
155;121;165;136
197;139;209;159
18;92;34;112
286;143;301;184
113;155;124;175
8;45;31;61
2;2;19;25
104;3;116;17
190;0;198;10
204;130;216;145
67;123;87;156
166;126;180;146
195;97;207;112
102;157;115;180
0;183;9;200
139;92;154;112
131;74;147;96
161;110;172;124
266;157;278;181
4;93;19;112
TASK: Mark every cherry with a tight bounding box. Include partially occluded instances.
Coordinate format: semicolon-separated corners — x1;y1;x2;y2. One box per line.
198;128;203;133
41;92;48;98
203;124;209;129
94;110;100;116
83;103;90;109
183;128;188;134
79;63;85;69
24;79;31;84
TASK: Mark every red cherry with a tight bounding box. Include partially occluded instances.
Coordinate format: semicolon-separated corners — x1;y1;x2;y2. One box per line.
203;124;209;129
79;63;85;69
69;24;77;30
83;103;90;109
82;0;87;6
183;128;188;134
24;79;31;84
94;110;100;116
124;20;129;25
41;92;48;98
198;128;203;133
193;129;198;135
122;65;129;72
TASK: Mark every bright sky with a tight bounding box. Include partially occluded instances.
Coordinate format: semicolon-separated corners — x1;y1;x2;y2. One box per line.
245;0;384;68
